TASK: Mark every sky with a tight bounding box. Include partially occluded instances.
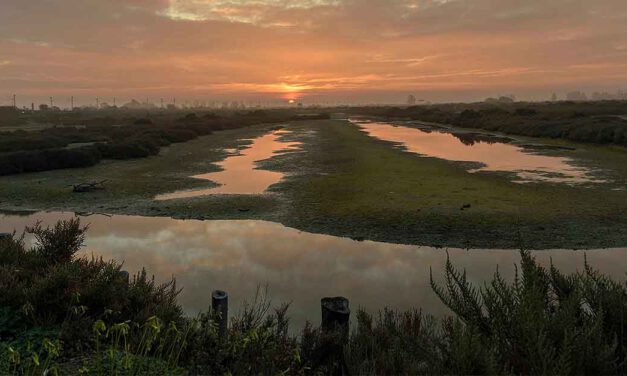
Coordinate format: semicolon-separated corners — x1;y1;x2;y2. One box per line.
1;0;627;106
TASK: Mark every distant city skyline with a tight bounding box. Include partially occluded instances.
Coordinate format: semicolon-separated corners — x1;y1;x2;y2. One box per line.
1;1;627;104
5;87;627;110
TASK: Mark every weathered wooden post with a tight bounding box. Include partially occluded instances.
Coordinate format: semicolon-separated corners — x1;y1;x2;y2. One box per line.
320;297;351;375
118;270;130;283
321;296;350;341
212;290;228;338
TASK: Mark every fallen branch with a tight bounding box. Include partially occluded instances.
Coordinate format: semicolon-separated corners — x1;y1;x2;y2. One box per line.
72;180;108;193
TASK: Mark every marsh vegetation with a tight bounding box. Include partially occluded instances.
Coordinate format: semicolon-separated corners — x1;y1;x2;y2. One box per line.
0;110;324;175
1;220;626;374
350;100;627;146
0;104;626;374
0;106;627;248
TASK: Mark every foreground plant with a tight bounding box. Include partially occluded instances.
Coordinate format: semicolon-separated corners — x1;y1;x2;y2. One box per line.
1;220;625;375
428;251;625;374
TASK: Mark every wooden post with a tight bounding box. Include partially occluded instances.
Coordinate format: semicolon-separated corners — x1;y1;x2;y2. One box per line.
118;270;130;283
212;290;228;338
321;297;350;341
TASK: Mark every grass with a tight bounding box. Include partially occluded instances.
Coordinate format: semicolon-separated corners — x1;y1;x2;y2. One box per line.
1;219;626;375
0;119;627;248
274;120;627;249
0;123;285;219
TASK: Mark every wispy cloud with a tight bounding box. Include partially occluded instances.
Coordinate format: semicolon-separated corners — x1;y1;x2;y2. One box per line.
159;0;340;23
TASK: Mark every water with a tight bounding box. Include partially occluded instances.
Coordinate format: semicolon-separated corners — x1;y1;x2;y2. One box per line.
355;120;603;184
2;211;625;327
156;129;301;200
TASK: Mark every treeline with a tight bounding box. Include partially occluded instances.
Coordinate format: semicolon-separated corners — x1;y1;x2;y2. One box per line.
0;110;315;175
351;100;627;147
1;219;625;375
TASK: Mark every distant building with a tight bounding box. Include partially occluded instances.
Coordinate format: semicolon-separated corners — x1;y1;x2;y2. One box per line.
566;91;588;101
122;99;142;109
589;91;627;101
499;96;515;103
122;99;157;110
591;92;612;100
485;95;515;104
551;93;558;102
407;94;416;105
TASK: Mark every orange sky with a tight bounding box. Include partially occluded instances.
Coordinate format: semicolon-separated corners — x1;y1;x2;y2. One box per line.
1;0;627;106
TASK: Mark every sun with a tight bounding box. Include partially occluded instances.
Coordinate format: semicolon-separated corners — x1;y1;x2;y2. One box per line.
288;99;296;104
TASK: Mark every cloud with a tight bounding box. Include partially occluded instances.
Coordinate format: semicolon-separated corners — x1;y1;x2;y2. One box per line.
159;0;341;23
0;0;626;103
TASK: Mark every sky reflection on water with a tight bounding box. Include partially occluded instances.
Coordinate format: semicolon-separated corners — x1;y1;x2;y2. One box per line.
356;120;603;184
156;129;301;200
1;211;625;328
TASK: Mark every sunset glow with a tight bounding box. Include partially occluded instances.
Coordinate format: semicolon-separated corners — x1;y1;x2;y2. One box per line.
1;0;627;105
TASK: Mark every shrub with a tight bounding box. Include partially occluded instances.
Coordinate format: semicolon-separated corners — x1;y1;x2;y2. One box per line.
3;222;626;374
159;128;198;143
0;220;184;355
515;108;538;116
0;146;102;175
0;110;314;175
429;251;624;375
97;140;160;159
27;219;86;264
133;118;153;125
357;101;627;147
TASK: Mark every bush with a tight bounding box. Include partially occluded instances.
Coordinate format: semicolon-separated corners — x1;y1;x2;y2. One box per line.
0;111;305;175
159;128;198;143
0;220;183;356
97;140;160;159
27;219;86;264
2;221;626;375
428;251;624;375
515;108;538;116
133;118;153;125
354;101;627;147
0;146;102;175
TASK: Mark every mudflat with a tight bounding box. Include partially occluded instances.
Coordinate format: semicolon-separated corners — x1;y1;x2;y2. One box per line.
1;119;627;249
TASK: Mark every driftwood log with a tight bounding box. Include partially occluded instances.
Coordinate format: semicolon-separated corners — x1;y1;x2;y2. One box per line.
72;180;108;193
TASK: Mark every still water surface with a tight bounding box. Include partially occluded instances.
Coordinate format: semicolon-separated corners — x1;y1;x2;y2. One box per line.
2;211;625;327
156;129;301;200
355;120;603;184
